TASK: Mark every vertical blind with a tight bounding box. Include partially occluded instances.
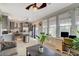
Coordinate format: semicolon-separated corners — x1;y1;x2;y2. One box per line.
75;8;79;31
39;7;79;37
49;16;56;37
42;19;47;34
59;11;71;36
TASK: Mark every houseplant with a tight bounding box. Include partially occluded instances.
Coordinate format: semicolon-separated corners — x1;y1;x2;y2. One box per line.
73;30;79;50
72;38;79;51
36;32;48;53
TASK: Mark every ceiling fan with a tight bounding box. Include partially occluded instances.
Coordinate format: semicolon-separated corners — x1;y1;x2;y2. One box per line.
26;3;47;10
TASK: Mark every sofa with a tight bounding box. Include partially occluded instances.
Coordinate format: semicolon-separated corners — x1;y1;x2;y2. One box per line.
0;33;16;51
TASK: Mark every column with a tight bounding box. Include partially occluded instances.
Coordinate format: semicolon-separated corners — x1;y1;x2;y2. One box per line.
47;19;49;35
56;15;60;37
33;24;36;38
38;22;42;35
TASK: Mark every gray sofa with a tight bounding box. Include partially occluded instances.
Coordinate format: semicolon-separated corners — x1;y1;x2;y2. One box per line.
0;33;16;51
2;33;15;41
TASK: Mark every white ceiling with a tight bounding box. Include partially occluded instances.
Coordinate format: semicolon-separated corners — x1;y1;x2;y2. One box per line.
0;3;72;22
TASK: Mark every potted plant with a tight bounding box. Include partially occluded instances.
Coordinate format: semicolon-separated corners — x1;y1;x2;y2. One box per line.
72;30;79;51
72;38;79;51
36;32;48;53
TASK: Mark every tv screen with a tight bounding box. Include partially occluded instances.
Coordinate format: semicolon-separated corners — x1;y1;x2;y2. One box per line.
69;35;76;39
2;31;8;34
61;32;69;37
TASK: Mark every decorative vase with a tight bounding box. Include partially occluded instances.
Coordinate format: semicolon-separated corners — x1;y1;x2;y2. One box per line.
39;45;44;53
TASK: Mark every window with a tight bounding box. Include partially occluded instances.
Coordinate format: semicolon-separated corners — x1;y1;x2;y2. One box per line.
49;17;56;37
42;19;47;34
75;8;79;31
36;27;38;35
59;12;71;36
75;8;79;37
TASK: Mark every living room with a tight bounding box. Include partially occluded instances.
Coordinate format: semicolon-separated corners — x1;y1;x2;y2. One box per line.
0;3;79;56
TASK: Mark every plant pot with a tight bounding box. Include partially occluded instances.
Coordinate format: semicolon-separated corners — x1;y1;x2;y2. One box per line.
39;45;44;53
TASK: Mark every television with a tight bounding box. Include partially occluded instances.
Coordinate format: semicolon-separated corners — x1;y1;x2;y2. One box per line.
69;35;76;39
61;32;69;37
2;31;8;34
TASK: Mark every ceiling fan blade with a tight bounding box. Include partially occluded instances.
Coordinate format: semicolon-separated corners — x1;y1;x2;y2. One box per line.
38;3;47;9
26;3;47;10
26;3;35;10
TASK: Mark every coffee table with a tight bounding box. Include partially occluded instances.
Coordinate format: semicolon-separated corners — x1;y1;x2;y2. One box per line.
27;44;61;56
